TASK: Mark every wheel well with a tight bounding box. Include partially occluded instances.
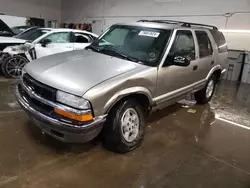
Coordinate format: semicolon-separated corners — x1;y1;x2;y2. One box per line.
15;54;29;61
213;69;221;83
110;94;151;116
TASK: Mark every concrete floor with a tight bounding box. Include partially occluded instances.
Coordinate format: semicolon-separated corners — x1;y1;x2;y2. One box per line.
0;79;250;188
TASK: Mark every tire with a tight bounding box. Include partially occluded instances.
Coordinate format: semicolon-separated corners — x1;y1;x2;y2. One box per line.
1;55;29;78
1;58;9;78
194;75;216;104
103;99;146;153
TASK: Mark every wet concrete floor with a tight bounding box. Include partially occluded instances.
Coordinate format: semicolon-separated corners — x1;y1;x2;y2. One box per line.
0;79;250;188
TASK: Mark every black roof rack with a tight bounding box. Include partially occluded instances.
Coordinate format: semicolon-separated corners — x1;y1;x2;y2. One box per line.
137;20;218;30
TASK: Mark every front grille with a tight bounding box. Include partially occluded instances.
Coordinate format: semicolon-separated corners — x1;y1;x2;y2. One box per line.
22;73;56;101
18;84;53;115
20;74;91;126
18;84;89;126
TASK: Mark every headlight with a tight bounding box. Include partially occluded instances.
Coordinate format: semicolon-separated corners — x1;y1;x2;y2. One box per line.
56;90;91;110
3;44;32;54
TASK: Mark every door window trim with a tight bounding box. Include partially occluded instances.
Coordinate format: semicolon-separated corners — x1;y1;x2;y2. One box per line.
159;29;177;67
159;29;196;67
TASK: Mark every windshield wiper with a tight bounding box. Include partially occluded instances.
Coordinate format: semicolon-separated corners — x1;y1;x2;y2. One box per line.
85;45;100;52
100;47;140;63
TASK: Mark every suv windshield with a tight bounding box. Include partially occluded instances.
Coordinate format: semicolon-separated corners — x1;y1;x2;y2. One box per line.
16;28;50;42
89;25;171;66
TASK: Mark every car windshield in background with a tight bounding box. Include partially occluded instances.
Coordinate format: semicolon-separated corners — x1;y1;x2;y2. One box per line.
11;26;30;35
16;28;50;42
89;25;171;66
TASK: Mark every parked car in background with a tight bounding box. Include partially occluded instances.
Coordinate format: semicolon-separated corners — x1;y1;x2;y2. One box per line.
11;25;36;35
1;28;98;78
0;27;49;76
16;20;228;153
14;26;42;37
11;25;41;36
0;26;42;52
0;26;43;53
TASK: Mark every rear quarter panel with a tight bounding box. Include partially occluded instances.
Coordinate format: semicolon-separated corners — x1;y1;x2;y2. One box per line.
217;52;228;70
208;30;228;70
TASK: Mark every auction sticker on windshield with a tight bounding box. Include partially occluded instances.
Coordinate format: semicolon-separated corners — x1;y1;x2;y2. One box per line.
139;31;160;38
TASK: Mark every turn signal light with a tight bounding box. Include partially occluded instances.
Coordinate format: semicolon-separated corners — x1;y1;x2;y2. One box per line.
54;108;93;122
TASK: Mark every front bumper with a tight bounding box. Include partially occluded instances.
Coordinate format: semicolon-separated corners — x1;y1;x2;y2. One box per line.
16;86;106;143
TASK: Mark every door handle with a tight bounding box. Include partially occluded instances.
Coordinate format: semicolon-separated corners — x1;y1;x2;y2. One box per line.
66;46;73;48
211;61;215;65
193;65;198;71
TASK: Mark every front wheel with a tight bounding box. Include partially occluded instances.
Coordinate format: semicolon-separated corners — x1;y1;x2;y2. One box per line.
1;55;29;78
102;99;146;153
195;75;216;104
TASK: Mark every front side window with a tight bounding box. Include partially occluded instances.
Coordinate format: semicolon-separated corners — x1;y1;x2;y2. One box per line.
168;30;196;60
89;25;172;66
195;31;213;58
43;32;70;43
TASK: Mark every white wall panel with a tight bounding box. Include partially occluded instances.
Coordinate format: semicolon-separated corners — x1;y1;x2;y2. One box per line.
224;33;250;51
0;0;61;22
82;0;249;17
226;13;250;30
62;0;250;50
103;16;226;30
103;0;249;16
62;0;250;29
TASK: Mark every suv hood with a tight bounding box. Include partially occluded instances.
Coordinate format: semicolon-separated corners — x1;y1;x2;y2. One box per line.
24;50;144;96
0;36;26;44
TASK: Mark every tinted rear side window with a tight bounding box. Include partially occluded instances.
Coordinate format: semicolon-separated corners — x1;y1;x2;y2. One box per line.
195;31;213;58
210;30;227;53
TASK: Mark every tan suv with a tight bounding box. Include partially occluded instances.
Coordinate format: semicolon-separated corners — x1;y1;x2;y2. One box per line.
16;20;228;153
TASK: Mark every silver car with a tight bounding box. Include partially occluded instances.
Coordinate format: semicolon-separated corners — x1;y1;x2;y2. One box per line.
16;20;228;153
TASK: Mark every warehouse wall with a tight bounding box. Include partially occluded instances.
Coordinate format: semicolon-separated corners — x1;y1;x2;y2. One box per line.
62;0;250;50
0;0;61;22
62;0;250;28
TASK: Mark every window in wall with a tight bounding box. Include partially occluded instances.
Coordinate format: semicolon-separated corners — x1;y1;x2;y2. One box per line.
195;31;213;58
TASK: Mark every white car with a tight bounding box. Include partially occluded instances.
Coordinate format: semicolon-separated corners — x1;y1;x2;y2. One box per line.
1;28;98;78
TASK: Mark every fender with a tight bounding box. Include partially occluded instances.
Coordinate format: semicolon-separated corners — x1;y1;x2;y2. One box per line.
206;65;223;80
103;86;154;113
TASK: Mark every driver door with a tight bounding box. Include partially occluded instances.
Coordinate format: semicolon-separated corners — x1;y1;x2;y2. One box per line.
155;30;199;106
35;32;74;58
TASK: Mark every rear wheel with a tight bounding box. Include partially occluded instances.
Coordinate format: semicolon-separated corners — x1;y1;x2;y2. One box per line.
194;75;216;104
1;55;28;78
103;99;146;153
